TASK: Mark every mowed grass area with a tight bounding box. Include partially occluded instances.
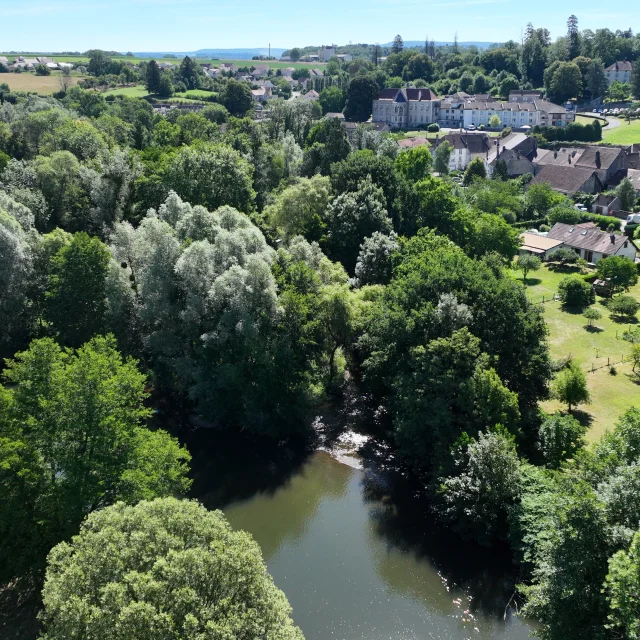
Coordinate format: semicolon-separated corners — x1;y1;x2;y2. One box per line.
601;118;640;144
103;84;150;97
512;264;640;440
173;89;216;99
0;72;85;94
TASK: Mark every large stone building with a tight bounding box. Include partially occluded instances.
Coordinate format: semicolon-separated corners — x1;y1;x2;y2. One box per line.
604;61;633;86
372;89;574;130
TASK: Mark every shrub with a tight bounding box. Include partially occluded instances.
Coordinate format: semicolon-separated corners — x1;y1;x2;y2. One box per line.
550;247;579;265
583;307;602;327
427;123;440;133
557;275;595;308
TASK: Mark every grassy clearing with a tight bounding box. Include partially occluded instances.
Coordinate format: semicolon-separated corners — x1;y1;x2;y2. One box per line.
103;85;150;97
173;89;216;100
0;72;85;94
601;118;640;145
512;264;640;440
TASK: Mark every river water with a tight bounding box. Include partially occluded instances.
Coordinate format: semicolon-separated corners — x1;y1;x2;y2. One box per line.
184;428;535;640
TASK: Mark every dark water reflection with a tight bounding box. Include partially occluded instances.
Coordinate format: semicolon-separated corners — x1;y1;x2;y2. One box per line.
184;428;534;640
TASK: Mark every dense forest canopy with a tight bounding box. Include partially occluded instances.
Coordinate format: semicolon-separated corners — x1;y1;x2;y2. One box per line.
1;19;640;639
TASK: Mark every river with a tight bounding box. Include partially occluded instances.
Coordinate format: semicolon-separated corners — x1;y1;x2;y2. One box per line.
182;424;536;640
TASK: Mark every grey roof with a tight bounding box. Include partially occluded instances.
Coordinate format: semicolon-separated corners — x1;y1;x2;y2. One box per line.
462;101;537;111
509;90;543;97
433;132;491;154
626;169;640;191
547;222;632;256
376;88;439;102
605;61;633;72
575;146;623;172
530;164;599;194
534;147;583;167
487;132;535;163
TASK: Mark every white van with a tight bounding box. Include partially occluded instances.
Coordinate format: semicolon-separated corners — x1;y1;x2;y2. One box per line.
626;214;640;224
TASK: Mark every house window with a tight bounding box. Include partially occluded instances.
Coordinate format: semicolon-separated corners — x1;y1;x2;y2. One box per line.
585;250;593;262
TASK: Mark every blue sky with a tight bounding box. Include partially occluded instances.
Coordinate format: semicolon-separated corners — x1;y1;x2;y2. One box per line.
2;0;638;52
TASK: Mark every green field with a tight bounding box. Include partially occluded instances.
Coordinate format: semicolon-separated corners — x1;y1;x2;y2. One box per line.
601;118;640;144
103;84;150;97
512;264;640;440
0;72;85;94
0;54;324;71
173;89;216;100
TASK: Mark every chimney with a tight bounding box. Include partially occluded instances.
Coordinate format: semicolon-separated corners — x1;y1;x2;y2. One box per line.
596;151;601;168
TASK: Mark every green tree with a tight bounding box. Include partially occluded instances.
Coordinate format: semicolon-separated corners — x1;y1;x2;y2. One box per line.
552;362;590;412
35;64;51;76
433;140;453;175
489;114;501;128
39;498;303;640
145;59;161;93
583;306;601;328
596;255;638;294
0;337;191;582
617;177;637;212
544;61;582;103
354;231;399;286
178;55;199;90
537;412;587;468
325;176;392;273
403;53;434;81
392;35;404;54
394;145;432;182
608;80;631;102
46;232;110;347
158;73;174;98
557;274;595;308
463;156;487;185
492;158;509;181
605;530;640;639
220;79;254;117
343;76;380;122
632;60;640;99
301;117;351;176
470;213;520;260
165;143;255;213
586;59;607;100
290;48;301;62
440;430;521;545
515;253;541;282
319;86;345;114
608;295;640;320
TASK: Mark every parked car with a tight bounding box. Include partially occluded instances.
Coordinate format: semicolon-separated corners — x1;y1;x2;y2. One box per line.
626;213;640;224
467;125;476;130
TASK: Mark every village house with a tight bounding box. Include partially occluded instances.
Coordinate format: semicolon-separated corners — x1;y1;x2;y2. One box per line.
318;45;336;62
509;90;543;103
251;87;269;103
299;89;320;101
372;89;574;130
530;164;603;195
336;54;352;63
574;146;626;184
487;132;537;177
372;88;439;129
545;222;637;263
604;61;633;85
431;132;491;171
591;194;621;215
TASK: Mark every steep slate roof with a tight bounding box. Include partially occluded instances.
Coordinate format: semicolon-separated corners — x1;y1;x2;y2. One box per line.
487;132;535;163
376;88;439;101
547;223;632;256
534;147;583;167
626;169;640;191
605;61;633;72
575;146;623;172
433;132;491;154
530;165;599;193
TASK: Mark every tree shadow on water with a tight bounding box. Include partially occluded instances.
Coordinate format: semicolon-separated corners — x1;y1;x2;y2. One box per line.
357;440;524;621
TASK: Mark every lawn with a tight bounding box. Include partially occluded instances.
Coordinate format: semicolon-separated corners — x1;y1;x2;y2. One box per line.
103;84;150;97
173;89;216;100
512;264;640;440
600;118;640;145
0;72;85;94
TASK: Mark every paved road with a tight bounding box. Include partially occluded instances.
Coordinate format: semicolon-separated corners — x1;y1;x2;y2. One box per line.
605;116;622;130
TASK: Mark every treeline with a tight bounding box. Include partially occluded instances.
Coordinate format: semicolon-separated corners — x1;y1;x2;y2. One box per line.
0;81;639;639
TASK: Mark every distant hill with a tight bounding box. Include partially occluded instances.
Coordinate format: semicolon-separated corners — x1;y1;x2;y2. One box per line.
132;48;287;60
383;40;496;49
